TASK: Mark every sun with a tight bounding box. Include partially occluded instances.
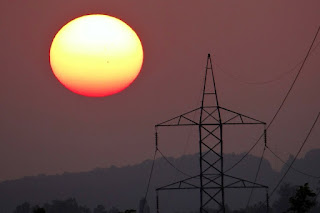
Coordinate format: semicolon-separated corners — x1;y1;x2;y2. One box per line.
49;14;144;97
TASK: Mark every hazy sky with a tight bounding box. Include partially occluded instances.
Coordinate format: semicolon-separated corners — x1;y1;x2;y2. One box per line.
0;0;319;181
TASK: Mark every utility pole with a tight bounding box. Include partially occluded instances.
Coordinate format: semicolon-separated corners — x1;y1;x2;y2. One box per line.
155;54;269;213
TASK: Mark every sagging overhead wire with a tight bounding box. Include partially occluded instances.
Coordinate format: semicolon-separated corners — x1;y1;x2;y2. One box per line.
215;39;320;85
270;112;319;198
157;149;193;178
266;146;320;179
225;25;320;173
155;126;193;178
255;113;320;211
144;127;194;202
246;127;267;207
143;130;159;201
144;149;157;201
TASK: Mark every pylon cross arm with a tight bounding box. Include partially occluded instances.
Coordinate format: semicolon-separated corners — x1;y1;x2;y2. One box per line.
219;107;266;125
156;175;200;191
156;107;201;127
223;174;268;189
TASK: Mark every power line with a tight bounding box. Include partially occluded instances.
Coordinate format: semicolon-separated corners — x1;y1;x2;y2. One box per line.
267;27;320;129
157;148;193;178
215;61;297;85
267;146;320;179
143;130;160;204
225;133;263;173
155;126;194;178
241;26;320;209
144;149;158;200
269;112;319;198
215;39;320;85
254;113;320;211
246;145;267;207
143;127;194;209
225;26;320;173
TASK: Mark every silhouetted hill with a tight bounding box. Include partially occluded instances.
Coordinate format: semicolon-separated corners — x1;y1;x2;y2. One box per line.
1;150;320;213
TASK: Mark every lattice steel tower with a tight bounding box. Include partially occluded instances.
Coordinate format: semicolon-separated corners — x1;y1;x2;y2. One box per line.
155;54;268;213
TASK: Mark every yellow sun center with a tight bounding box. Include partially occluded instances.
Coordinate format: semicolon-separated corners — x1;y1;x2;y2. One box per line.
50;14;144;97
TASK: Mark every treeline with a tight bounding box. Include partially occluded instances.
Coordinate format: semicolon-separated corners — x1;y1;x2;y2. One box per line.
13;198;149;213
180;183;320;213
12;183;319;213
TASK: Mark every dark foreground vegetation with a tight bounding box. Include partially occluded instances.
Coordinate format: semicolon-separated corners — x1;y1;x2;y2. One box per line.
13;197;149;213
12;183;319;213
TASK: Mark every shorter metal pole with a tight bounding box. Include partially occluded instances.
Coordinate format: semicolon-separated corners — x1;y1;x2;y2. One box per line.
264;126;267;148
266;189;269;213
156;191;160;213
155;130;158;150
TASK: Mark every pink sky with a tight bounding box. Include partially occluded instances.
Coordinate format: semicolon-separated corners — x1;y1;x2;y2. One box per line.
0;0;319;181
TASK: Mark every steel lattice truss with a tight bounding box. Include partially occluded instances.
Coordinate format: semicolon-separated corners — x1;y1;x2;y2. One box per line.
155;54;268;213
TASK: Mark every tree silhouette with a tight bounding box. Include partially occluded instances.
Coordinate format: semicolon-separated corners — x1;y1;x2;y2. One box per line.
94;204;107;213
42;198;90;213
287;183;316;213
272;183;297;213
13;202;31;213
120;210;136;213
33;207;46;213
107;207;120;213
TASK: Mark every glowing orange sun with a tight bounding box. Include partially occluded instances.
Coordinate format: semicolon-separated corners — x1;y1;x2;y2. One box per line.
50;14;144;97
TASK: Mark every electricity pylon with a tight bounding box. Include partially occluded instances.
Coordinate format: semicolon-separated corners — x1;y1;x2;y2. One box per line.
155;54;269;213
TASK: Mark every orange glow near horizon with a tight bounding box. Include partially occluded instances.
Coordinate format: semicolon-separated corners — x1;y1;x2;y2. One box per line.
50;14;144;97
